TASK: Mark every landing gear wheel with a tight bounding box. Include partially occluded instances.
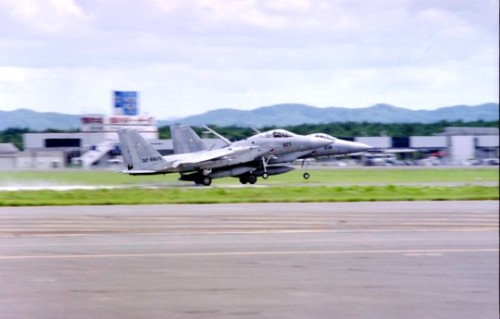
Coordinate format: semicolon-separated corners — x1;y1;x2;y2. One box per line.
262;173;269;179
248;175;257;184
239;176;249;184
201;176;212;186
303;172;310;180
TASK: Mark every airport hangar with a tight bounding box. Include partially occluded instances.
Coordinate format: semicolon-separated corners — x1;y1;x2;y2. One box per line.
1;117;497;170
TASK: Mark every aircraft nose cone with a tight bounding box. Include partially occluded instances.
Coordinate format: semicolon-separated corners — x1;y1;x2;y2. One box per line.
352;142;373;153
335;140;373;154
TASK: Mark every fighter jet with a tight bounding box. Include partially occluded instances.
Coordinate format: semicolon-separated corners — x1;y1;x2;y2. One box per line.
179;125;332;184
118;128;272;186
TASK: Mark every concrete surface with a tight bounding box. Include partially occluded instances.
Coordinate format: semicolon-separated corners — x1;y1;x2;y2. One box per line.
0;201;498;319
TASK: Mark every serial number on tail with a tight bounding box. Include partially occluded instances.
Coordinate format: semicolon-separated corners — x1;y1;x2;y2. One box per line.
142;156;163;163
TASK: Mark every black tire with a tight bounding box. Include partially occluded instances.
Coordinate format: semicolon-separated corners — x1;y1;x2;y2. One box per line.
248;175;257;184
202;176;212;186
303;172;310;179
239;176;248;184
262;173;269;179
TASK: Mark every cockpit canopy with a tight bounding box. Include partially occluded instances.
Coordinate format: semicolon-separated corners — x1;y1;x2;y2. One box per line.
309;133;336;142
256;129;297;139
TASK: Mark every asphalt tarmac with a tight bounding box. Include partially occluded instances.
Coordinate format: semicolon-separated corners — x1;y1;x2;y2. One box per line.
0;201;498;319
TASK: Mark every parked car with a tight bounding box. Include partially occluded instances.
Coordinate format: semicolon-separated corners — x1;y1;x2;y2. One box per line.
481;158;499;165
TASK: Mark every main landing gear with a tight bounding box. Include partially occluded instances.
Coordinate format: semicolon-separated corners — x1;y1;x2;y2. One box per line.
239;174;257;185
239;156;272;185
195;175;212;186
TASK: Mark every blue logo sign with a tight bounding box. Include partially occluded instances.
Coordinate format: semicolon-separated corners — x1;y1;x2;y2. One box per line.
114;91;138;115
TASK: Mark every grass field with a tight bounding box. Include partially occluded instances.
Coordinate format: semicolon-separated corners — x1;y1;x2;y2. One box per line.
0;167;498;186
0;167;498;206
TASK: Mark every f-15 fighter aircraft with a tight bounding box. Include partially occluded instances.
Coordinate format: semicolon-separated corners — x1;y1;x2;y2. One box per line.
118;128;273;186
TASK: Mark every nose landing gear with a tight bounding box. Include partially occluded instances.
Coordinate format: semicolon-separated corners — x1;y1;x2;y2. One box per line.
301;160;311;180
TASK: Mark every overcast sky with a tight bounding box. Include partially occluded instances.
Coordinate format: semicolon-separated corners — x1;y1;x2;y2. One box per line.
0;0;498;119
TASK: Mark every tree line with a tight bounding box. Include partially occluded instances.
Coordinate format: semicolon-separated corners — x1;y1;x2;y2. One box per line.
1;120;497;150
159;120;498;140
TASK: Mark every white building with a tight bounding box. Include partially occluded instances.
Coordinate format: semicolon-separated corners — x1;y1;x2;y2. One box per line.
0;143;66;170
23;114;159;167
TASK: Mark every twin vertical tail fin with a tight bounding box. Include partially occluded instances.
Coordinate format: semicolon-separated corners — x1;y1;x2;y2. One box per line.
170;125;207;154
117;129;167;174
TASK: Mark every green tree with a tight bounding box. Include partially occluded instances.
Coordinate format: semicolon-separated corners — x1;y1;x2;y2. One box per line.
0;128;30;150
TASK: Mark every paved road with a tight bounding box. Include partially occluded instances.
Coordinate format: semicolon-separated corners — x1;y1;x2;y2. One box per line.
0;202;498;319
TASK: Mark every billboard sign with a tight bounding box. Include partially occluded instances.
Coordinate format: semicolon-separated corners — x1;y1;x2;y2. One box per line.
113;91;138;115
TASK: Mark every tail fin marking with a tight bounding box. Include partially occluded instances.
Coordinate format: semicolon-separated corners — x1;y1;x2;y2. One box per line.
117;129;168;173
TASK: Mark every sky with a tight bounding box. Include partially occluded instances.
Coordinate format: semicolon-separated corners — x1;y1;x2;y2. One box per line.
0;0;498;119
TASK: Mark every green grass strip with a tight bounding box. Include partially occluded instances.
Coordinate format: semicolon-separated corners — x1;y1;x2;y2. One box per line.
0;167;498;186
0;185;497;206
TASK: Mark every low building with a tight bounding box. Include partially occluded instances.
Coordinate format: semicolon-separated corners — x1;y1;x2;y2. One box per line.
23;114;159;167
355;128;498;165
14;125;500;169
437;127;499;164
0;143;65;170
0;143;20;169
16;150;65;169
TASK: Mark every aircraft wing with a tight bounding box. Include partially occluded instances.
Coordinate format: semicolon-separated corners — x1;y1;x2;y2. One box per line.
170;145;264;168
120;169;160;175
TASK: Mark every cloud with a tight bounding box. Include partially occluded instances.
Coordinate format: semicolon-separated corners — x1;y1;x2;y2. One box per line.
0;0;497;117
1;0;88;34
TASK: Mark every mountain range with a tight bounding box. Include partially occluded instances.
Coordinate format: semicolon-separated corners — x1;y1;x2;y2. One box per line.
1;103;498;131
163;103;499;127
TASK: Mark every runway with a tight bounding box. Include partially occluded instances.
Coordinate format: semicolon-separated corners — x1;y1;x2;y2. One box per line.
0;201;498;319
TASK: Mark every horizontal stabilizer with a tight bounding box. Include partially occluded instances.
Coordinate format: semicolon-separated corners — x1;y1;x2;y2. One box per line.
121;169;159;175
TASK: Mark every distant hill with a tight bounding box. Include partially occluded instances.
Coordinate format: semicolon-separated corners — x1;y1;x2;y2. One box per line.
0;108;81;131
161;103;499;127
0;103;498;130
